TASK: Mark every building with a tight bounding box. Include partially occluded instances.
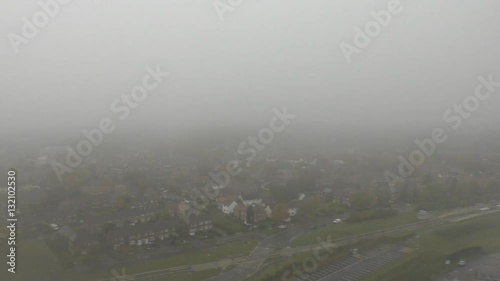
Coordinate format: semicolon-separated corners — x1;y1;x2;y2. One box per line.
285;201;300;218
253;206;267;222
107;221;177;250
187;215;213;236
220;201;238;215
239;192;263;207
264;206;273;218
233;204;248;221
84;207;164;232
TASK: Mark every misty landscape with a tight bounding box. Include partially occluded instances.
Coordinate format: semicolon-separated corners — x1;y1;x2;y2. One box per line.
1;1;500;281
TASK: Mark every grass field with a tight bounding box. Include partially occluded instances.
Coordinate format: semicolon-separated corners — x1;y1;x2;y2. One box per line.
72;240;257;281
0;238;61;281
362;211;500;281
144;269;221;281
292;211;419;246
127;240;257;273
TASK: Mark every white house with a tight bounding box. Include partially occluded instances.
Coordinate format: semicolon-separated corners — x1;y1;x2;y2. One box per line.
212;185;226;190
288;207;298;217
222;201;238;215
239;193;263;207
264;206;273;218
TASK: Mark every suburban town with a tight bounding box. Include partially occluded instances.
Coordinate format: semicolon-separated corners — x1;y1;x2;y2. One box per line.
2;1;500;281
1;138;500;281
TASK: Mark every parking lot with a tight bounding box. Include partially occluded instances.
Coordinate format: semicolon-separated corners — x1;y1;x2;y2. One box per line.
290;244;410;281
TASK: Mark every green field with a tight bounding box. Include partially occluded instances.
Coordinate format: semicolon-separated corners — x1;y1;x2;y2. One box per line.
145;269;221;281
0;239;61;281
292;211;419;246
72;240;257;281
127;240;257;273
363;211;500;281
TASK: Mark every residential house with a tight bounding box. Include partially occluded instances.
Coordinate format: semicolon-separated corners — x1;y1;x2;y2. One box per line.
177;201;201;221
288;202;299;217
216;195;238;214
84;206;164;232
221;201;238;215
253;206;267;222
187;215;213;236
233;204;247;221
264;206;273;219
108;221;177;250
239;192;263;207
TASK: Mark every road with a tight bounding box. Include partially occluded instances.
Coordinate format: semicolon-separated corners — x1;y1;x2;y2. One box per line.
89;209;500;281
203;225;312;281
294;243;410;281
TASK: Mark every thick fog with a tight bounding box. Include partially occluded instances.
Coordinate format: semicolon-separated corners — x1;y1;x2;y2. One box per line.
1;0;500;143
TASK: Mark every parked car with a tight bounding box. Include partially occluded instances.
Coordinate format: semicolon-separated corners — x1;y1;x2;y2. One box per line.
458;260;467;267
333;219;342;224
277;225;287;229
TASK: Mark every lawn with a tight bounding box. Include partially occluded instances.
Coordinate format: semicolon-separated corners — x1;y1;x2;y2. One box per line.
292;211;419;246
127;240;257;273
72;240;257;281
142;269;221;281
0;238;61;280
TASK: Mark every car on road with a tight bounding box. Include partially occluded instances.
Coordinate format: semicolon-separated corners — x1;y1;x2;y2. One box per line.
458;260;467;266
277;225;287;229
333;219;342;224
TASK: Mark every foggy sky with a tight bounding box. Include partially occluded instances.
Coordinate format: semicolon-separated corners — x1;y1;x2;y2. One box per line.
1;0;500;141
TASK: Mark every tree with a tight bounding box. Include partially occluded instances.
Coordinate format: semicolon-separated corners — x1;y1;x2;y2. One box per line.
376;190;391;208
271;203;289;221
176;223;189;237
124;169;147;189
349;190;377;210
298;199;321;218
113;196;131;210
417;183;447;210
270;186;297;202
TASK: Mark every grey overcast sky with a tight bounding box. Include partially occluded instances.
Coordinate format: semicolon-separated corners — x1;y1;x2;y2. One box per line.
1;0;499;139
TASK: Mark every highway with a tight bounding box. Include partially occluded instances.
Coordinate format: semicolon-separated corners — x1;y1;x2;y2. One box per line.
91;209;500;281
